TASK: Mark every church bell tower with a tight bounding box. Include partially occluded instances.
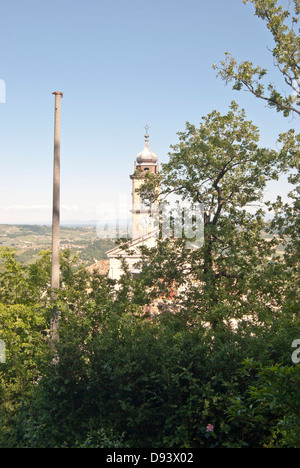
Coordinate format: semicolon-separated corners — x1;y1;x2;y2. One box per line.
130;125;160;240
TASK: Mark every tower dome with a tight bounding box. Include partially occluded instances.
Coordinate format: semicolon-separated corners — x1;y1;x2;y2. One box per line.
136;126;157;165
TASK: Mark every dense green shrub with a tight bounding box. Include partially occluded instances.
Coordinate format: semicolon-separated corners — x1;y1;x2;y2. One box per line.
0;246;299;448
16;306;299;448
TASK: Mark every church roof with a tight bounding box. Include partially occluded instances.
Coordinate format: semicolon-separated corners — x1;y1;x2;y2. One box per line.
86;259;110;275
106;230;159;258
136;130;157;165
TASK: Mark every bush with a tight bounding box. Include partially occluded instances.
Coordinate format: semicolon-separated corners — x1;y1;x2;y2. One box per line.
19;308;300;448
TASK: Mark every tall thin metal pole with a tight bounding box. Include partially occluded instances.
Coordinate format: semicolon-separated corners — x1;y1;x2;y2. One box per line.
50;91;63;349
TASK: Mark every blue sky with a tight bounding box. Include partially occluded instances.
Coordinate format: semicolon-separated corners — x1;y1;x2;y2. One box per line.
0;0;296;224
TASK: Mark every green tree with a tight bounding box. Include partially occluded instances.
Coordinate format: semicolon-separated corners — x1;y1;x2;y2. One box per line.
213;0;300;118
0;303;48;447
228;360;300;447
138;102;290;329
0;248;28;305
213;0;299;254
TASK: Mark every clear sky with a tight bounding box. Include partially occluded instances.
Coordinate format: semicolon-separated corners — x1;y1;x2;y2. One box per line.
0;0;297;224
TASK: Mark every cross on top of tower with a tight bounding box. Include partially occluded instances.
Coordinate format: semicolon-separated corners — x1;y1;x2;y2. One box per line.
135;122;157;165
144;123;150;138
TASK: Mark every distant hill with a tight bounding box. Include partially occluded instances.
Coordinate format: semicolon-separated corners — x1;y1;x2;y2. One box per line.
0;224;116;265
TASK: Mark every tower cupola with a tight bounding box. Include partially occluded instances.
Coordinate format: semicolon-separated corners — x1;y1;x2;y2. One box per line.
135;124;158;174
136;133;158;165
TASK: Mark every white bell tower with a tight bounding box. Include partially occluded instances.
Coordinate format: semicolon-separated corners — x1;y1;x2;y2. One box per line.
130;125;160;240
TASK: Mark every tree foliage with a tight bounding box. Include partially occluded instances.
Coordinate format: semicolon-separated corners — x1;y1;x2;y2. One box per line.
0;0;299;449
138;102;295;332
213;0;300;117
